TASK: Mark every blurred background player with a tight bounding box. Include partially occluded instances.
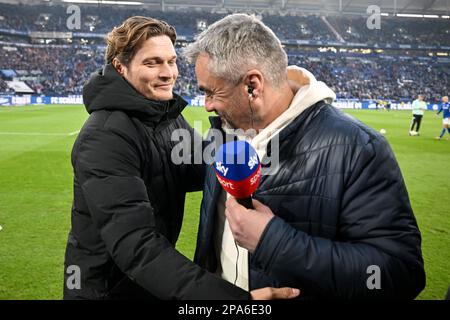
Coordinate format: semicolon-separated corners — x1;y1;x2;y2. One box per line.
385;100;391;112
376;99;391;112
435;96;450;140
376;99;385;111
409;94;427;136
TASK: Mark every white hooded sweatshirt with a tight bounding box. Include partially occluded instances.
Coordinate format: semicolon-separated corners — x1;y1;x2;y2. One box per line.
214;66;336;290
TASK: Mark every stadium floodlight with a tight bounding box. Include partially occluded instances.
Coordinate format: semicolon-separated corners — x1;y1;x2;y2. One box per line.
62;0;143;5
381;13;389;16
423;15;439;18
442;15;450;19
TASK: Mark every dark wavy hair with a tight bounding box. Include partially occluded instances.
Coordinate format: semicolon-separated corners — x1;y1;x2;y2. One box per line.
105;16;176;65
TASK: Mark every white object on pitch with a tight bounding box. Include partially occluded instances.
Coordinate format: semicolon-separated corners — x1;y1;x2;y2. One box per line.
0;225;2;231
380;129;386;134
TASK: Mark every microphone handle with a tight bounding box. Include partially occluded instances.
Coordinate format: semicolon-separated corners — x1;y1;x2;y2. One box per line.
237;197;253;209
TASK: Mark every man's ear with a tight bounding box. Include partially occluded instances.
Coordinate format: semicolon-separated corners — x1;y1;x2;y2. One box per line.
245;70;263;98
112;58;125;76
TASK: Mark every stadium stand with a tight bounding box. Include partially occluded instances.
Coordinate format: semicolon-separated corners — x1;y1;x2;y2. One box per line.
327;15;450;46
0;2;449;103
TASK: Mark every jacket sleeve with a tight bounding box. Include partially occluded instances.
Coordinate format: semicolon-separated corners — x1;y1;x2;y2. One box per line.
251;137;425;299
173;116;206;192
74;126;249;300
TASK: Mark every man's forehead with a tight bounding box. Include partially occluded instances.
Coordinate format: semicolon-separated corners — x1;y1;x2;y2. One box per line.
195;55;209;70
194;54;234;92
141;53;177;61
138;36;176;56
195;58;212;86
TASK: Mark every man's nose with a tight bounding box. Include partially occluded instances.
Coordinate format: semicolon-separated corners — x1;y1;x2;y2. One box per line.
159;63;174;79
204;98;215;113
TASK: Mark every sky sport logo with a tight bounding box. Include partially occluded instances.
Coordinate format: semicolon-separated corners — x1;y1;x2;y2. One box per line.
215;154;259;177
215;161;229;177
213;140;262;200
247;154;258;170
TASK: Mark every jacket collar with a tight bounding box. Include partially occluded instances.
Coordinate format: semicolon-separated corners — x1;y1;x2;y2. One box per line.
83;63;187;124
208;101;325;140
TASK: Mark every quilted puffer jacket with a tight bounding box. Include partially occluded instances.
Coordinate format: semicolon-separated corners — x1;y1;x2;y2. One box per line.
195;101;425;299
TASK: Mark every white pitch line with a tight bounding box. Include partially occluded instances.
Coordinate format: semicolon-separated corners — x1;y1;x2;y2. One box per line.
68;130;80;136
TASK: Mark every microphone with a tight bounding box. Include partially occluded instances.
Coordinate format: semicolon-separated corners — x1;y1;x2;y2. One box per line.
214;140;261;209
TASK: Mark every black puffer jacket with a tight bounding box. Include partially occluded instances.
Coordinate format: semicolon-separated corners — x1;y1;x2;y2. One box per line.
195;101;425;299
63;64;249;300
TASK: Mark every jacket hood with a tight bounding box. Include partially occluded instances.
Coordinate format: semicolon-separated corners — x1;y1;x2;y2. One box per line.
260;65;335;135
82;63;187;123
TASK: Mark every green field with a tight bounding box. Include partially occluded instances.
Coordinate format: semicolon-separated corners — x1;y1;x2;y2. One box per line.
0;104;449;300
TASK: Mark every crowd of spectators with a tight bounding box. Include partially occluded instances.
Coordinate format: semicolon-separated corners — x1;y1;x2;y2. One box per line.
327;15;450;47
288;53;449;102
1;44;448;102
0;79;11;93
1;3;449;45
0;3;448;102
0;45;103;95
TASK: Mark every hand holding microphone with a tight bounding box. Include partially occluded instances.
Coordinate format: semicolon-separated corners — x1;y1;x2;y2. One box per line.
213;141;299;298
213;140;262;209
214;140;274;252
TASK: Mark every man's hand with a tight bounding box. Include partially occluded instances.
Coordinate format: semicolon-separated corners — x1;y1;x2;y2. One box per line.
251;287;300;300
224;197;274;253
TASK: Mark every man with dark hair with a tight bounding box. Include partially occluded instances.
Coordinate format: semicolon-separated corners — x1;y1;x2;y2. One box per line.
185;14;425;299
63;16;298;300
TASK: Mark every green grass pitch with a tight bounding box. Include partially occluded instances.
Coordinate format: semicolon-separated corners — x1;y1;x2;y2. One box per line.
0;104;448;299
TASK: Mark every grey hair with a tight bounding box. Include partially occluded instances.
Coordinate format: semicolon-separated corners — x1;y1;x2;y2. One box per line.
183;14;288;87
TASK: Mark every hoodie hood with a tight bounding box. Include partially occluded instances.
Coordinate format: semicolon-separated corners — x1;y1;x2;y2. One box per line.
253;65;336;140
83;63;187;124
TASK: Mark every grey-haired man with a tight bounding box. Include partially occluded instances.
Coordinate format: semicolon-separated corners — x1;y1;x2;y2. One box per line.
185;14;425;299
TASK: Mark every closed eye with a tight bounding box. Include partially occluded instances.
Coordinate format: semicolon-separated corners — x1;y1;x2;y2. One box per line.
144;60;157;67
143;56;177;67
199;87;213;98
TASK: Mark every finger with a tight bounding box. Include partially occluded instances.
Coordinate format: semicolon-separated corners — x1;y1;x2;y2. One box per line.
249;288;267;300
226;197;251;217
225;207;242;232
271;287;300;300
225;206;244;232
225;197;241;210
251;198;267;210
252;199;273;216
224;208;234;224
